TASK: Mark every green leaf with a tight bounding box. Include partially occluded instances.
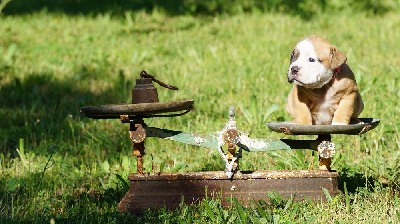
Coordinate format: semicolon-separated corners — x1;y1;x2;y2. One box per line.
101;160;110;172
115;173;129;189
5;43;17;63
239;104;253;124
19;138;24;155
283;194;295;211
203;200;215;221
262;104;279;123
171;162;187;172
121;156;130;172
233;198;247;224
267;191;286;208
160;161;166;172
344;182;351;214
322;188;332;202
255;200;267;217
7;178;21;193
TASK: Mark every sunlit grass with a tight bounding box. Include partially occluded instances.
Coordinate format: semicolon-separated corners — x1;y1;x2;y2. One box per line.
1;9;400;223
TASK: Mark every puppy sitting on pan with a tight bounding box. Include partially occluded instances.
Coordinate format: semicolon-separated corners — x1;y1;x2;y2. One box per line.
286;35;364;125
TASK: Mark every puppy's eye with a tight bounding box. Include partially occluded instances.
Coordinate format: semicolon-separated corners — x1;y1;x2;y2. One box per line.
308;57;315;62
290;53;294;61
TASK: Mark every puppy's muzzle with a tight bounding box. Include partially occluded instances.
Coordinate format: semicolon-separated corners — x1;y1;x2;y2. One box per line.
287;66;300;83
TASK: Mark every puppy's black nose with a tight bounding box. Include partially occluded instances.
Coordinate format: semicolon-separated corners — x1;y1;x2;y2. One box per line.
291;66;299;75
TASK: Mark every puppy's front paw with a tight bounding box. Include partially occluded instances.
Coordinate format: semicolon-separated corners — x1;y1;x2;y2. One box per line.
295;119;312;125
331;121;347;125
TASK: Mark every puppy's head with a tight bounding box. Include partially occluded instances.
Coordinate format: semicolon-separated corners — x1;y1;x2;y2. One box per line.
287;35;347;88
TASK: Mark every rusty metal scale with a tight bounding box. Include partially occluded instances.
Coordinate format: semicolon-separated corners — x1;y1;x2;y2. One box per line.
80;70;380;214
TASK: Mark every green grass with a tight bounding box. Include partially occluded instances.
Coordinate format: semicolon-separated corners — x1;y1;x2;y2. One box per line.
1;8;400;223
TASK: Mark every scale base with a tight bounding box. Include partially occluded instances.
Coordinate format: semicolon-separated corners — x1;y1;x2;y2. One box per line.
118;170;339;214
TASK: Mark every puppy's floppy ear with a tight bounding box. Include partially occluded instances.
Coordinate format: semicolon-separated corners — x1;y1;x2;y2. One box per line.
330;45;347;70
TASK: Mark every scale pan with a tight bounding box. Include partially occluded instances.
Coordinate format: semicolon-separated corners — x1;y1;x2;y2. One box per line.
80;100;194;119
267;118;380;135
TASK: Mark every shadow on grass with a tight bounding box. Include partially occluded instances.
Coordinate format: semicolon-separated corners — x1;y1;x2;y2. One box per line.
3;0;243;16
0;69;131;152
0;171;136;223
1;176;177;224
2;207;172;224
337;168;377;193
1;193;137;224
2;0;392;18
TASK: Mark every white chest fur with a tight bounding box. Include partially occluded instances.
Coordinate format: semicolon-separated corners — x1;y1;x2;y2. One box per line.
309;86;340;125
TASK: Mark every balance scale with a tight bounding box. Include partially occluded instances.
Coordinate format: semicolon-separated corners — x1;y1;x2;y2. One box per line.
80;71;380;214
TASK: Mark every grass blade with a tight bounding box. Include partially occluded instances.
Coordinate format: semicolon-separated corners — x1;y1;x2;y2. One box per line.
262;104;279;123
115;173;129;189
203;200;215;221
344;182;351;214
233;198;247;224
160;161;166;172
171;162;188;172
322;188;332;202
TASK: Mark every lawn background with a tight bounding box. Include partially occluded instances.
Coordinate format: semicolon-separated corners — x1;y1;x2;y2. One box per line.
1;0;400;223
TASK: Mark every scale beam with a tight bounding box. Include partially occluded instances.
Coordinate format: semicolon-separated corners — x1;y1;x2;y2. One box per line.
145;126;321;152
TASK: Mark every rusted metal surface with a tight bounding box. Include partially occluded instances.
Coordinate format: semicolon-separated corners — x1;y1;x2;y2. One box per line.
118;170;339;214
132;77;159;104
317;141;335;170
79;100;195;119
136;156;144;174
129;122;146;143
132;142;145;174
316;135;333;171
80;70;192;119
267;118;380;135
215;107;243;178
280;126;294;135
129;119;146;174
127;170;339;180
222;129;240;148
120;115;130;123
317;141;335;159
359;124;372;134
139;70;179;91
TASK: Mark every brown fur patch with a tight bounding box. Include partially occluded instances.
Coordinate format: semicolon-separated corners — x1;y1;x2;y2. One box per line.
305;35;347;70
307;35;332;68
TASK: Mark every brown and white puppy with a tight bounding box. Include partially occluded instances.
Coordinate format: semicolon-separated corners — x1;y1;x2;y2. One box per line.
286;35;363;125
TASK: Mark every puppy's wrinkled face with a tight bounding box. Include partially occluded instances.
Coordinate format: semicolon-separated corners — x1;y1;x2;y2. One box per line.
287;37;335;89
